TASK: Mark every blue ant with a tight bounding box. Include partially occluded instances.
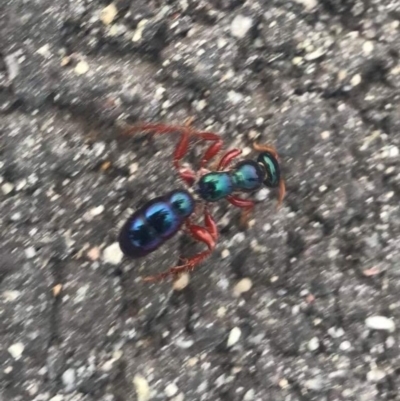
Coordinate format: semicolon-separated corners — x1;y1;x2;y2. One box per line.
118;122;285;282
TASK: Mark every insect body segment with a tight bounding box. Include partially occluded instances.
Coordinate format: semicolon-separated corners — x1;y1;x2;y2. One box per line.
197;172;233;202
257;152;280;188
118;190;195;258
197;160;265;202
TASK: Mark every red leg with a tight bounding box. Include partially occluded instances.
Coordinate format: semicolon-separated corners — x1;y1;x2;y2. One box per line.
142;211;218;282
203;208;218;241
227;195;255;229
123;123;197;185
217;149;242;170
122;122;224;169
172;130;197;186
200;139;223;169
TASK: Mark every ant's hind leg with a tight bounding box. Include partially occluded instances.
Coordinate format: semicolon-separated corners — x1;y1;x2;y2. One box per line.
142;211;218;282
216;149;242;170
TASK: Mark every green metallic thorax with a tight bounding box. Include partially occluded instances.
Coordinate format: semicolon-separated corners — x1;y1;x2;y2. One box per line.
197;160;266;202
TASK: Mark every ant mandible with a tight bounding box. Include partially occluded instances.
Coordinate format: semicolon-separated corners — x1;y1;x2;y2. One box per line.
118;119;285;282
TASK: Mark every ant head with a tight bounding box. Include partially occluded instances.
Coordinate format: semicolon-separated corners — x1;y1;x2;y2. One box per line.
257;151;281;188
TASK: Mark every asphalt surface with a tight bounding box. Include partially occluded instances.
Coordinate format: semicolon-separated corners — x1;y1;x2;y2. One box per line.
1;1;400;400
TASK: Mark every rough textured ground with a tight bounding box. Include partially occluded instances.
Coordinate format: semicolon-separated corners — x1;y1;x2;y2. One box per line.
1;0;400;400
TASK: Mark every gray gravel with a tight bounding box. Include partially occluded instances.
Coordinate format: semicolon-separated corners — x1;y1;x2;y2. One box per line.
1;0;400;400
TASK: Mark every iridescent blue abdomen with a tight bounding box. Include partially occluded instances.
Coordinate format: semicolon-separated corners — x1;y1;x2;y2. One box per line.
118;190;194;258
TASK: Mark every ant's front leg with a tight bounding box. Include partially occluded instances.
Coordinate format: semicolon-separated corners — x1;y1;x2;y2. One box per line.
122;123;196;186
226;195;255;229
217;149;242;170
122;122;224;183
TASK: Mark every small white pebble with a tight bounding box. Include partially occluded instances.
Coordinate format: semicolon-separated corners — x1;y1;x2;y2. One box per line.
133;374;151;401
132;20;148;42
175;337;194;349
2;290;20;302
243;388;255;400
195;99;207;111
230;15;253;39
165;383;179;398
221;249;230;259
10;212;22;221
100;3;118;25
367;368;386;383
87;247;101;261
154;86;166;99
62;368;76;392
242;147;252;156
162;100;171;109
227;90;244;105
231;233;245;244
305;377;324;391
350;74;362;87
37;44;51;58
49;396;64;401
130;162;139;175
217;38;227;49
338;70;347;81
172;393;184;401
386;336;395;348
362;41;374;56
233;278;253;296
320;131;330;140
101;359;115;372
328;249;339;259
248;130;259;140
319;185;328;192
292;56;303;65
75;60;89;75
217;307;227;318
103;243;124;265
327;326;345;338
262;223;271;232
255;188;269;201
305;48;326;61
308;337;320;351
89;205;104;217
365;316;395;332
173;273;190;291
25;247;36;259
16;179;27;191
227;327;241;347
279;378;289;389
8;342;24;360
339;341;351;351
2;182;14;195
387;145;399;158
